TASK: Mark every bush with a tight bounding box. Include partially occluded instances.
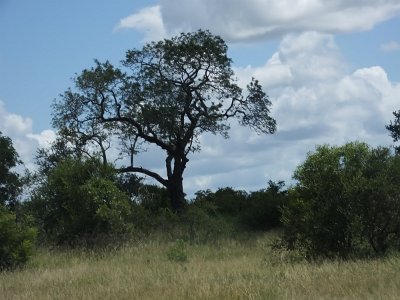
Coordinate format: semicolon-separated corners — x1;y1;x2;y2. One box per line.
0;131;23;210
135;184;171;213
28;158;133;247
166;239;188;262
193;183;286;232
281;143;400;259
240;181;287;230
181;204;236;244
0;205;36;270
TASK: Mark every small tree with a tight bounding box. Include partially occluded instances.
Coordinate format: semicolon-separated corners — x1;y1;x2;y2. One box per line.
240;181;287;230
281;142;400;259
0;132;36;270
52;30;276;212
29;158;132;246
0;206;36;271
0;131;22;210
352;147;400;253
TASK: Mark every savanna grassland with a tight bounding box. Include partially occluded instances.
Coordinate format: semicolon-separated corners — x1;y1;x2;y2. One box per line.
1;233;400;300
2;29;400;300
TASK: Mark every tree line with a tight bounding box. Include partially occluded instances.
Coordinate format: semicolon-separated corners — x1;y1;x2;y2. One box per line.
1;30;400;270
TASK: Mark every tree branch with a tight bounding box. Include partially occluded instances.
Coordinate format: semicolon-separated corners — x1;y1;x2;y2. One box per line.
118;166;168;187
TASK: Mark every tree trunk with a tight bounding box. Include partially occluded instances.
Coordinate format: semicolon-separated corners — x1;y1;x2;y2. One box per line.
167;175;186;213
164;149;188;213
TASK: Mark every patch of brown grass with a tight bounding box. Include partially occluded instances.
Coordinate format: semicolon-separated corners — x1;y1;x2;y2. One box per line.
1;234;399;299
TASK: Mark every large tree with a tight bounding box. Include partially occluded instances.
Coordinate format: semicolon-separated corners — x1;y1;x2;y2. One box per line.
52;30;276;212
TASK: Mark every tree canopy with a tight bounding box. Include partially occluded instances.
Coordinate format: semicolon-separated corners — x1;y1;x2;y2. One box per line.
282;142;400;259
0;131;22;209
29;158;132;246
386;110;400;153
52;30;276;212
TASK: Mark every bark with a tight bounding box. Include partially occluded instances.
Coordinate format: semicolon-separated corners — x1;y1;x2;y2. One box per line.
120;153;188;213
167;176;186;213
165;152;188;213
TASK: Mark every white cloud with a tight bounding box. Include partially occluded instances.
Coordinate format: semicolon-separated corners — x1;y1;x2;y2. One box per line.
27;130;56;149
98;1;400;194
119;1;400;42
0;101;55;170
380;41;400;52
114;5;166;41
180;32;400;196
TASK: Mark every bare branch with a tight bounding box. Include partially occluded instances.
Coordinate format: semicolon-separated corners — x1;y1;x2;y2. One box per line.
118;166;168;187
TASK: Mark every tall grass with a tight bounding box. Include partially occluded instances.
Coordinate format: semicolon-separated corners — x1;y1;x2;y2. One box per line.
1;233;400;299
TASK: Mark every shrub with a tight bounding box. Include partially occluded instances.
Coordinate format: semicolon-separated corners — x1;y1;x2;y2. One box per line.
181;204;235;244
0;131;22;210
135;184;171;213
193;183;287;232
166;239;187;262
0;205;36;270
240;181;287;230
29;158;133;247
281;142;400;259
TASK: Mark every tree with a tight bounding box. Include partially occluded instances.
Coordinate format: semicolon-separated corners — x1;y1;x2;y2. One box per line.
29;158;133;246
241;180;287;230
386;110;400;153
281;142;400;259
0;205;36;271
0;131;22;210
0;132;36;270
52;30;276;213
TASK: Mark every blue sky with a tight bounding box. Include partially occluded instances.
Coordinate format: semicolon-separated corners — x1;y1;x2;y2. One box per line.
1;0;400;195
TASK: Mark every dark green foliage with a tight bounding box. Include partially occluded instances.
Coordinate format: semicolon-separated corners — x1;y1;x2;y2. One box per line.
166;239;188;262
0;133;35;271
194;187;247;216
29;158;133;246
135;184;172;213
0;205;36;271
240;181;287;230
386;110;400;153
192;183;286;231
351;147;400;253
180;204;236;244
116;173;143;202
52;30;276;213
281;142;400;259
126;184;178;236
0;131;22;209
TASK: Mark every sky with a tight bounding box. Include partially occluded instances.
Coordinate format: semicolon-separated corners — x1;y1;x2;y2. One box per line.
1;0;400;197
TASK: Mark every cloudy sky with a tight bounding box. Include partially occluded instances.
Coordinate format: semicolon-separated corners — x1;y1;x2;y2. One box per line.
1;0;400;196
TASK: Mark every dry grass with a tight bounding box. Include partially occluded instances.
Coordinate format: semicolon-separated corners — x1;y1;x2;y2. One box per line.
1;233;400;299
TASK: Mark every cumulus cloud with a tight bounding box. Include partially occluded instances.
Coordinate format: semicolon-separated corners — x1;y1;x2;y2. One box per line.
180;32;400;196
380;41;400;52
90;2;400;194
0;101;55;170
117;0;400;42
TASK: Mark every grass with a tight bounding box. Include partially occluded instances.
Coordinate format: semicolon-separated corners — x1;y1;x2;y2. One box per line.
1;232;400;299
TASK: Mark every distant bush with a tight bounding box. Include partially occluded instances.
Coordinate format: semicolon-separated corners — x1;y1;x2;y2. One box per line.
134;184;172;214
0;205;36;271
240;181;287;230
281;142;400;259
181;204;236;244
193;183;286;232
